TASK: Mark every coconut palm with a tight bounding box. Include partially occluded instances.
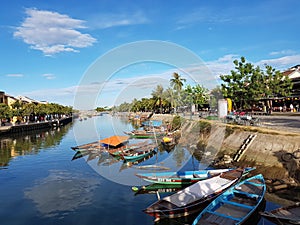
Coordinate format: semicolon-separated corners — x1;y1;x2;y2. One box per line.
170;72;186;93
151;85;164;113
170;72;186;112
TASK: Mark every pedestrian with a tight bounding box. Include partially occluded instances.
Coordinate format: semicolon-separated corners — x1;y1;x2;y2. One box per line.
290;104;294;112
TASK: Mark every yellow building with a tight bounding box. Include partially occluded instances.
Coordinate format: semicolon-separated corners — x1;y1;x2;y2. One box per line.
0;91;17;108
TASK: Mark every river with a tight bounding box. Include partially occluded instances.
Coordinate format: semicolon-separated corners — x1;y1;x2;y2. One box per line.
0;114;282;225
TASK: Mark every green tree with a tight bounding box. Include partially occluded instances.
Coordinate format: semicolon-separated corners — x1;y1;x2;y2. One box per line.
170;72;186;111
164;88;176;113
193;84;209;110
210;86;223;110
220;57;292;111
151;85;164;113
0;103;12;120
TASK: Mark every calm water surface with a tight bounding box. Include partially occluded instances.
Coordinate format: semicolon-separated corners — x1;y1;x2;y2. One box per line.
0;115;281;225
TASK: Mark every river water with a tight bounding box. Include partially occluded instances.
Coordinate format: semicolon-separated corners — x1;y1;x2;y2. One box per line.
0;114;282;225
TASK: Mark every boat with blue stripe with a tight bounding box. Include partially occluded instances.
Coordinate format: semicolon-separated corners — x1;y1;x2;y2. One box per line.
192;173;266;225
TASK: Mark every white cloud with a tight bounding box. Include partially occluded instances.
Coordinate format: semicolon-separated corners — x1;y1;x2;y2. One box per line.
42;74;56;80
14;8;96;55
6;73;24;77
269;50;297;56
257;55;300;70
89;10;149;29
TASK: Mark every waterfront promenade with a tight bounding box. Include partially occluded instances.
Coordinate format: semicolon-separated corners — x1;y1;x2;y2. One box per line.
0;116;73;135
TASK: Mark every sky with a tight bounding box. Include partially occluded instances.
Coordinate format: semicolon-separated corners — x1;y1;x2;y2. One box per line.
1;0;300;109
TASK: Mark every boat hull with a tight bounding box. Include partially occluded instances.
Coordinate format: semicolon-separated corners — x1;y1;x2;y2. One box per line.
143;169;244;220
192;174;266;225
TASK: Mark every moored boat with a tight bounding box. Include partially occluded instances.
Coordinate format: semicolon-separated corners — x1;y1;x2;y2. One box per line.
143;168;244;221
192;174;266;225
136;168;232;185
260;202;300;225
136;167;255;185
120;144;157;161
124;129;166;139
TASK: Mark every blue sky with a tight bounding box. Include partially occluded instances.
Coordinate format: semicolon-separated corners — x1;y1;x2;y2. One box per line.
1;0;300;109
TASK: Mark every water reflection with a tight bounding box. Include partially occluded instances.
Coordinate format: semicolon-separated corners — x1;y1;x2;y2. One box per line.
24;169;101;218
0;124;72;167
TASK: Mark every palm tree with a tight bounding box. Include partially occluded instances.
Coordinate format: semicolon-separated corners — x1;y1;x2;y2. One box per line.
170;72;186;93
170;72;186;113
164;88;176;113
151;85;164;113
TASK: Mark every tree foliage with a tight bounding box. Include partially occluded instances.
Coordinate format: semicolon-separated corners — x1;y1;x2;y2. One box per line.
220;57;292;110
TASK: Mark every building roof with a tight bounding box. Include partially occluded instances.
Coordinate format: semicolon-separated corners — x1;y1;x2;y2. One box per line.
17;96;41;104
282;66;300;79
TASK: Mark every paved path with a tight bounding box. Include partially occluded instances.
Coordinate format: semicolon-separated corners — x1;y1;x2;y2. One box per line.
257;114;300;133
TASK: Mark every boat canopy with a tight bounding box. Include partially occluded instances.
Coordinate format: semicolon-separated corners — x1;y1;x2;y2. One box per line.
100;135;129;147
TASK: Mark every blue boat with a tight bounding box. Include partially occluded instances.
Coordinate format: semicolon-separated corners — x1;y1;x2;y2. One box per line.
192;174;266;225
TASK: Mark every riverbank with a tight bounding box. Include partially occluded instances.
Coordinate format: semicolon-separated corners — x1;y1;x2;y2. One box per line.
149;113;300;204
0;116;73;136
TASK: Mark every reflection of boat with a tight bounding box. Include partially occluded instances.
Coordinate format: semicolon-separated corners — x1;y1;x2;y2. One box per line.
143;169;244;221
119;151;157;171
260;202;300;225
71;150;90;160
192;174;266;225
71;149;120;167
136;168;232;185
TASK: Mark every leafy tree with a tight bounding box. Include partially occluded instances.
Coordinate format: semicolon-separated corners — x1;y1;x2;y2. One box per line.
192;84;209;110
0;103;12;119
210;86;223;109
164;87;176;113
220;57;292;111
170;72;186;111
220;57;255;109
151;85;164;113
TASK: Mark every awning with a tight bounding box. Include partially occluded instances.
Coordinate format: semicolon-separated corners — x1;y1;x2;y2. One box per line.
100;135;129;147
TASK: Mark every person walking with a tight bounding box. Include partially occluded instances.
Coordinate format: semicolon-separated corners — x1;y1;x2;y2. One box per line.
290;104;294;112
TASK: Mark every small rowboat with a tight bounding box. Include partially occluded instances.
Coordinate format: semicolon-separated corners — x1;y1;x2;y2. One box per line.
260;202;300;225
143;168;244;221
136;167;255;185
192;174;266;225
120;144;157;161
136;168;232;185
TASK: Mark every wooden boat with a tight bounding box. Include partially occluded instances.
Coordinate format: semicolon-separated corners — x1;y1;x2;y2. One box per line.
136;168;232;185
136;167;255;185
260;202;300;225
143;168;244;221
132;183;189;196
108;140;149;156
120;144;157;161
119;151;157;172
192;174;266;225
124;129;165;139
71;135;129;151
71;136;150;156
